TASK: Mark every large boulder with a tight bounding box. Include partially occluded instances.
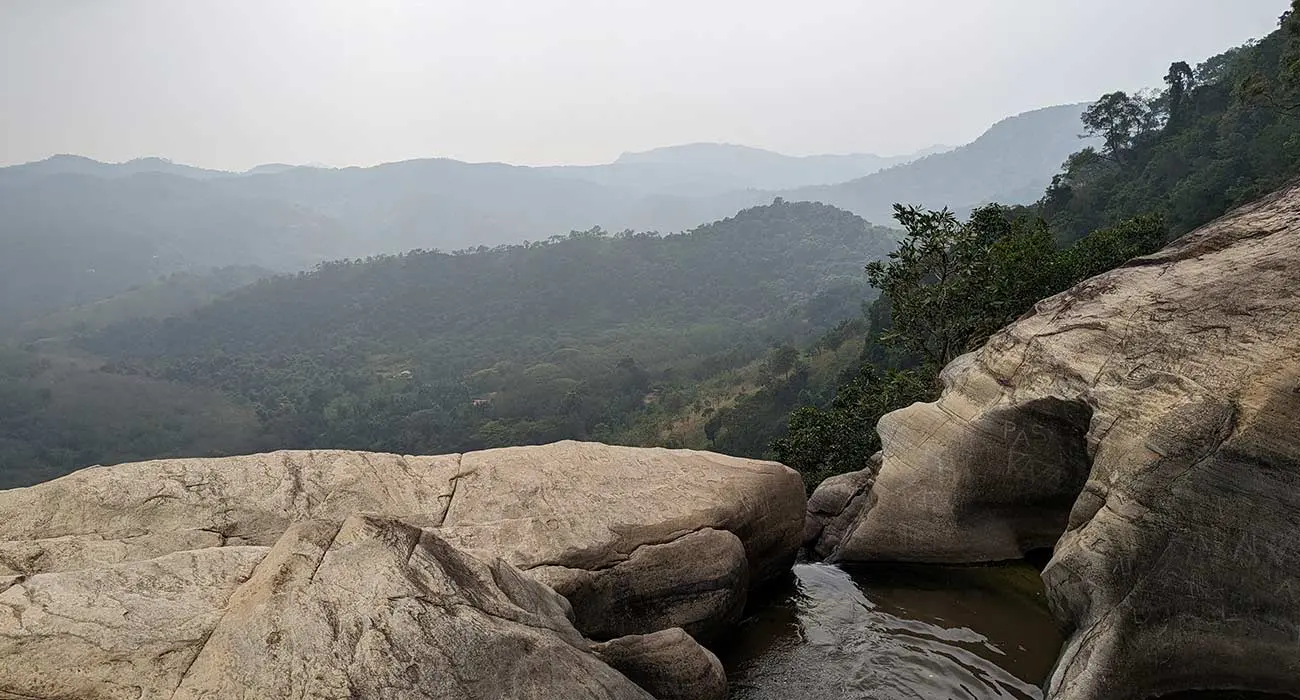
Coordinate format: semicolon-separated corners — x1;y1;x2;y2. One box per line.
807;183;1300;698
1;514;657;699
0;440;804;699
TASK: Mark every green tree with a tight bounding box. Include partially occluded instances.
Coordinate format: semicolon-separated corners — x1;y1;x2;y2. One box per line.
1164;61;1195;127
865;204;1060;373
773;367;929;489
1081;91;1151;161
776;208;1165;488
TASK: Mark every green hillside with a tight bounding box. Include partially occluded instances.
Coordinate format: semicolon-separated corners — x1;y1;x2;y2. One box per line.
24;201;897;475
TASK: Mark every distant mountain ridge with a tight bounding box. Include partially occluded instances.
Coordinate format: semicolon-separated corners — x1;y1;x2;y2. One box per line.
0;103;1092;331
785;103;1098;223
6;143;943;186
549;142;950;193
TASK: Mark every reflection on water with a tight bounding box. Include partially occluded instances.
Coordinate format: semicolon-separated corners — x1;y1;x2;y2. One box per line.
718;562;1064;700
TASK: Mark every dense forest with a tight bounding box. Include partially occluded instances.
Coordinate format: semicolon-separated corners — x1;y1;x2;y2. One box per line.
0;202;896;487
1043;9;1300;241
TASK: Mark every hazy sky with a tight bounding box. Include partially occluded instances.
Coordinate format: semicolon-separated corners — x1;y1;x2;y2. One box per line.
0;1;1284;170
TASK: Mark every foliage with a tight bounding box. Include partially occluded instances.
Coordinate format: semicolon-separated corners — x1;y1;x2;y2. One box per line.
1043;9;1300;241
864;204;1060;371
773;367;930;489
0;201;896;482
11;266;271;341
0;346;263;489
1082;92;1155;161
775;207;1167;487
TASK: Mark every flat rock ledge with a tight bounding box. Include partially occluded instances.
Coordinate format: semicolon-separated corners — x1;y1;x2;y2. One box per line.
0;440;804;699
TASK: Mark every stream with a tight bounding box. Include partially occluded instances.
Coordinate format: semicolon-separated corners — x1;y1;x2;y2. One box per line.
719;561;1064;700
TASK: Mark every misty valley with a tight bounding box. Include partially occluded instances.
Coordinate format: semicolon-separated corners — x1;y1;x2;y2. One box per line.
3;4;1300;700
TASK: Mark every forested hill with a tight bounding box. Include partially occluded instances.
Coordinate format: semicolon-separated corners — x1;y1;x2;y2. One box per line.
765;5;1300;488
89;200;893;366
56;201;897;463
0;108;1084;333
540;143;947;194
1041;10;1300;241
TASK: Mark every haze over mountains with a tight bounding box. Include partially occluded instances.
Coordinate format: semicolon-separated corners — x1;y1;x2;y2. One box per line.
0;102;1091;332
539;142;955;195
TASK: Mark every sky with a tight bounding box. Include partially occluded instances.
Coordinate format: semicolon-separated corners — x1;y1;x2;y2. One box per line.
0;1;1285;170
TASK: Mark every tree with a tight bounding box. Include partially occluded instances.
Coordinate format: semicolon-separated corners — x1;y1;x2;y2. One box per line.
1240;1;1300;113
1081;91;1151;162
864;204;1060;373
864;206;969;371
776;207;1165;489
1164;61;1195;127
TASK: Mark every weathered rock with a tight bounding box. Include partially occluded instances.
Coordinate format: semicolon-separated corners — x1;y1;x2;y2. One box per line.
822;383;1093;563
0;441;803;642
809;183;1300;698
0;449;465;574
532;527;748;641
1;514;659;699
802;455;875;557
175;516;655;699
0;545;267;699
0;440;804;698
591;628;729;700
439;442;803;588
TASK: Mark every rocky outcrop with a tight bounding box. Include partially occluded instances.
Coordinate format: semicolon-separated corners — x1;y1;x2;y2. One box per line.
0;441;805;699
807;182;1300;698
1;514;657;699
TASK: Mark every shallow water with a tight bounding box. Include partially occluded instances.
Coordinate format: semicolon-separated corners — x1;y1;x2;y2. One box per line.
719;562;1064;700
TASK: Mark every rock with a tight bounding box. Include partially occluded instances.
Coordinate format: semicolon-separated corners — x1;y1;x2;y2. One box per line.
532;527;748;641
591;628;729;700
0;440;805;698
802;455;876;558
438;442;803;589
825;383;1094;563
0;545;267;699
0;449;465;574
174;516;656;699
808;183;1300;698
0;441;803;641
1;514;659;699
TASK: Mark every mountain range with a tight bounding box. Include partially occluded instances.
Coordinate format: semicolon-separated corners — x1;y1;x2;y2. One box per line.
0;102;1092;331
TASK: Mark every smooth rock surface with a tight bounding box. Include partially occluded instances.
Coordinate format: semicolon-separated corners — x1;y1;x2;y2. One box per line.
531;527;748;641
1;514;658;699
0;441;804;699
808;183;1300;698
592;628;729;700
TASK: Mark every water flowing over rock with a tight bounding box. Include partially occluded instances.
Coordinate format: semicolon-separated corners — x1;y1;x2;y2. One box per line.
0;441;804;699
807;183;1300;699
